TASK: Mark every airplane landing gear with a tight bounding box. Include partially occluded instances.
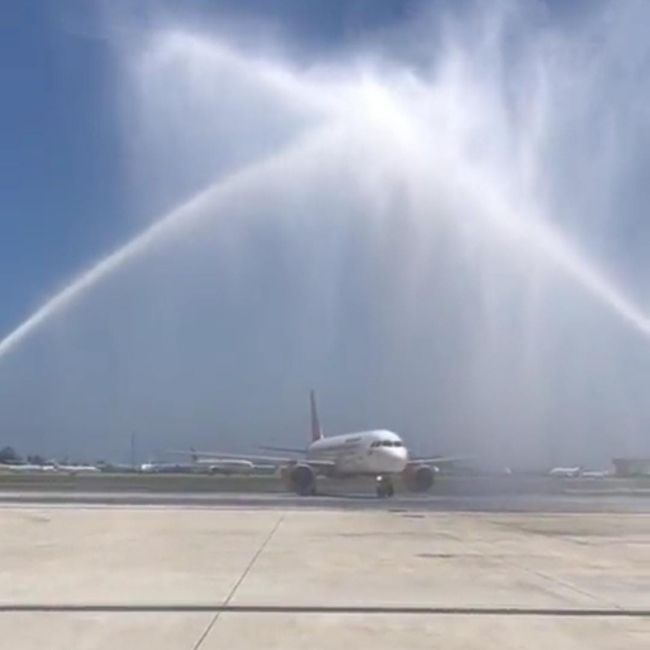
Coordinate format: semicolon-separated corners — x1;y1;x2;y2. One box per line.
376;475;395;498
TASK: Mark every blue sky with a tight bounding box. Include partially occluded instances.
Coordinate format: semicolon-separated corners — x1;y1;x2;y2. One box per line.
1;1;650;464
1;2;124;335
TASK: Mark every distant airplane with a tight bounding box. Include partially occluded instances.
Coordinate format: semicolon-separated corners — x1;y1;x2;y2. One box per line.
140;461;196;473
139;456;262;475
189;450;258;474
159;452;260;475
548;466;582;478
3;462;99;475
580;469;610;478
4;463;56;473
52;463;100;475
186;390;459;497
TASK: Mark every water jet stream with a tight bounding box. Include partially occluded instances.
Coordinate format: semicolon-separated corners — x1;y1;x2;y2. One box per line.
0;128;333;360
2;32;650;362
454;161;650;338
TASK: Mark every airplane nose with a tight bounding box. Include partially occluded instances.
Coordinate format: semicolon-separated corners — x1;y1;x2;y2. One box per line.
394;448;408;469
380;448;408;472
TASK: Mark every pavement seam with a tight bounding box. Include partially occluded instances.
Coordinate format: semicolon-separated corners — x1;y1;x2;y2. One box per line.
191;512;285;650
481;519;622;610
1;604;648;616
515;562;622;610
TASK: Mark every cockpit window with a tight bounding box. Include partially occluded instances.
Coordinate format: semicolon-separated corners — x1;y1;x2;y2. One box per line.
381;441;392;446
370;441;381;448
393;441;403;447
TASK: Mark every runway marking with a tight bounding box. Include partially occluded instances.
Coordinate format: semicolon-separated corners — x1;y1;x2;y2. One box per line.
0;604;647;617
192;513;285;649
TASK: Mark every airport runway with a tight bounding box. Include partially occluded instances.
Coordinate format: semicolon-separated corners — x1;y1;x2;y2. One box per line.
1;489;649;648
1;489;650;513
1;498;649;649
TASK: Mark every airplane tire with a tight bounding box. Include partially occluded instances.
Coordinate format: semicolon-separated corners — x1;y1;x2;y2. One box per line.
376;478;394;498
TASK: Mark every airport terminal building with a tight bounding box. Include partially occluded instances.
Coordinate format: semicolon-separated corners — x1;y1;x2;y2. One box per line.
612;457;650;477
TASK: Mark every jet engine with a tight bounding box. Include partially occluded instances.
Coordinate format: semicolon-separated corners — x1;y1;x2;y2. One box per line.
282;463;316;495
402;464;435;492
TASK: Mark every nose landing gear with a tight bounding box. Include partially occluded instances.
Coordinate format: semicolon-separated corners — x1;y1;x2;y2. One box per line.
376;475;395;498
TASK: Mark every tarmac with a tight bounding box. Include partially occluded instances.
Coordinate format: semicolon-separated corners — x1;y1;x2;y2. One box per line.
0;489;649;648
1;489;650;512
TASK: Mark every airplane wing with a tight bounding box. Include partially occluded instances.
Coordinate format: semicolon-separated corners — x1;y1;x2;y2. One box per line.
407;455;468;466
169;449;293;463
167;449;335;469
259;445;306;454
196;451;336;470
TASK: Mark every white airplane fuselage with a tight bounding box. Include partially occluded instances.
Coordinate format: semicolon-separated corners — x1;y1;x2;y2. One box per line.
5;464;56;472
306;429;408;476
548;466;582;478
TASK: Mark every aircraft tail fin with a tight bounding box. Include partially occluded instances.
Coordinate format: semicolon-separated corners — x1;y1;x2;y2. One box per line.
310;389;323;441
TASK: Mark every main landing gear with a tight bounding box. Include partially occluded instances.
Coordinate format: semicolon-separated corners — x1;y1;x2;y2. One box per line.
376;475;395;498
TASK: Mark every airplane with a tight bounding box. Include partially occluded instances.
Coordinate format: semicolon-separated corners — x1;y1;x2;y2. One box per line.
140;457;261;475
3;462;99;475
53;463;100;475
4;463;57;473
580;469;610;478
188;449;259;474
186;390;459;497
548;466;583;478
140;461;198;473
